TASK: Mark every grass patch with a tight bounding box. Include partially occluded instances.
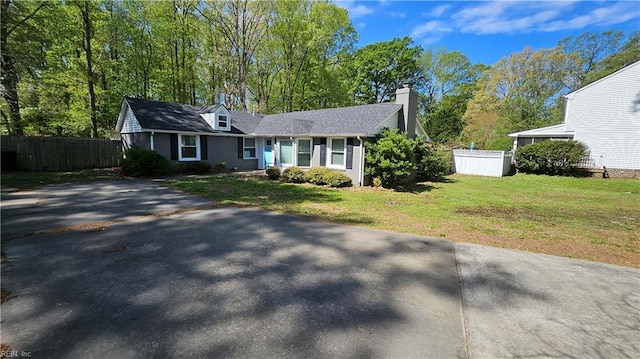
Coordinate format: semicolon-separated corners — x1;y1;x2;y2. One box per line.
169;174;640;268
1;168;120;189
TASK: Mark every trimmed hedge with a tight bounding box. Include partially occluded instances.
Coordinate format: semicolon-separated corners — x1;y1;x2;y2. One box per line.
281;166;308;183
306;167;352;187
265;166;281;180
306;167;331;185
515;140;589;176
121;147;171;177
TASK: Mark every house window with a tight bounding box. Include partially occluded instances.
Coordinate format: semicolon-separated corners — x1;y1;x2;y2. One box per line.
179;134;200;161
297;139;311;167
329;138;345;168
244;138;256;158
218;114;228;129
280;140;293;165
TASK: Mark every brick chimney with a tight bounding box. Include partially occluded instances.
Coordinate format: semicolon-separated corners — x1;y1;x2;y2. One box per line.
395;82;418;138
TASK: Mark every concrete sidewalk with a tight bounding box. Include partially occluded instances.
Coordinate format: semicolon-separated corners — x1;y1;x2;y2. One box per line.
456;244;640;359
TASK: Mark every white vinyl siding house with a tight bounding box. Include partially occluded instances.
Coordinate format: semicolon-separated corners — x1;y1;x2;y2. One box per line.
510;60;640;171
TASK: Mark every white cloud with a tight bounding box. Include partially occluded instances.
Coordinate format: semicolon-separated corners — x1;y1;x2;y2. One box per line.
357;22;366;29
337;1;374;19
450;1;638;35
424;4;451;18
410;20;453;45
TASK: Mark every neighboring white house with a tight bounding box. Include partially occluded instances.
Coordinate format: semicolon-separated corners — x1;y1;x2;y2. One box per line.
509;60;640;171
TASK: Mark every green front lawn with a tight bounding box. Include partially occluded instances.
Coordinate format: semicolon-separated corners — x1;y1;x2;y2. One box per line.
169;174;640;267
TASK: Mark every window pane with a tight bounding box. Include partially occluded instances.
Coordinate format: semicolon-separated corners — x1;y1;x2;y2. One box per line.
331;153;344;166
244;148;256;158
182;147;197;158
298;154;311;167
244;138;255;147
181;135;196;146
331;138;345;151
298;139;310;153
218;115;228;127
280;140;293;164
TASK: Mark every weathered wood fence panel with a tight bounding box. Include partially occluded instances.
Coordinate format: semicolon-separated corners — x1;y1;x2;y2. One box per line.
1;136;122;171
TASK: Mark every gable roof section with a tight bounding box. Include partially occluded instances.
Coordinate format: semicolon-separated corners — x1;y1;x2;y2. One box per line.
508;123;574;138
253;103;402;136
123;97;262;135
120;98;404;137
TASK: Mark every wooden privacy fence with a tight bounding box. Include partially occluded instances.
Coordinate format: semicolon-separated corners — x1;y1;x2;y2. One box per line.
1;136;122;171
452;149;513;177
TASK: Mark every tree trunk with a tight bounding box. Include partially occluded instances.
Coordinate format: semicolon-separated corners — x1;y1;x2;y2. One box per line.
1;0;23;135
80;0;98;138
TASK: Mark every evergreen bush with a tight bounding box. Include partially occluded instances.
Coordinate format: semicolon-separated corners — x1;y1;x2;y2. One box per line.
121;147;171;177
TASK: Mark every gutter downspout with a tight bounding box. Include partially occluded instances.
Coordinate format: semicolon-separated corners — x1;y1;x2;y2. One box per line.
357;136;365;186
150;132;155;151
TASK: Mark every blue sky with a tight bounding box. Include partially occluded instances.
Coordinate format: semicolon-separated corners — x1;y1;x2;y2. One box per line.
336;0;640;65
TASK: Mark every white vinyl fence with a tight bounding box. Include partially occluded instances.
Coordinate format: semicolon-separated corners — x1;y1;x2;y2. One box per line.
452;149;513;177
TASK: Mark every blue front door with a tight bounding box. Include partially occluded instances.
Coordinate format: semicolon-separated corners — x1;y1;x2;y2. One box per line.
264;139;273;167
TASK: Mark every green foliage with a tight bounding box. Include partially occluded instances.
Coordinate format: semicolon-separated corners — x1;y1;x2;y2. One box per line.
306;167;331;185
323;170;352;188
345;37;423;104
214;162;227;173
372;177;383;187
414;145;450;180
265;166;281;180
177;161;213;175
485;137;513;151
515;140;589;176
306;167;351;187
281;166;307;183
365;129;417;188
121;148;170;177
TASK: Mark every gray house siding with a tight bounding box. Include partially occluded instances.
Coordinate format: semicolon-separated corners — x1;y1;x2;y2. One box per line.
153;133;172;160
206;136;258;170
310;136;364;185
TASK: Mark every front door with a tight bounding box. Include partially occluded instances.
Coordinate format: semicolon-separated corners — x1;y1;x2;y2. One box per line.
264;138;273;167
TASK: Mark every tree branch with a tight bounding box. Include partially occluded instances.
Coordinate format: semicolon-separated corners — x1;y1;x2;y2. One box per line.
7;2;47;37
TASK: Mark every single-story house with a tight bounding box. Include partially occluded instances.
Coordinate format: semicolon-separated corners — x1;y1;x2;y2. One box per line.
116;83;428;185
508;60;640;172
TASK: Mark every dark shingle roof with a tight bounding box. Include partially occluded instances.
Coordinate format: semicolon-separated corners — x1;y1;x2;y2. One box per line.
124;97;262;135
253;103;402;136
123;97;401;137
125;97;215;133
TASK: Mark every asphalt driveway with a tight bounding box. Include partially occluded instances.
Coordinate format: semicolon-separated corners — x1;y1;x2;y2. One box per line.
1;181;638;358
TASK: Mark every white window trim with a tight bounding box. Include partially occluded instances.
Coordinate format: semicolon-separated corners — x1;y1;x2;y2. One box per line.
243;137;257;159
178;134;201;161
217;114;230;131
296;138;312;168
327;137;346;169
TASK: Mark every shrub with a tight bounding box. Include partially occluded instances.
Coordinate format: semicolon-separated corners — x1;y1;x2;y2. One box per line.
372;177;383;187
306;167;332;185
414;143;449;180
281;166;307;183
323;170;352;187
306;167;352;187
121;147;171;177
515;140;589;176
213;162;227;173
486;137;514;151
265;166;281;180
365;129;417;188
177;161;212;175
